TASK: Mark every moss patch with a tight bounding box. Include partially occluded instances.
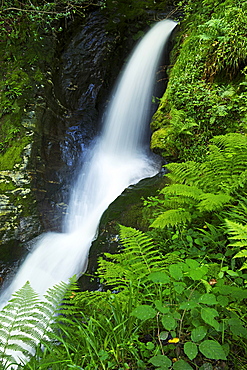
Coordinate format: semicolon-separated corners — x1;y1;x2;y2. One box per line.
0;135;31;170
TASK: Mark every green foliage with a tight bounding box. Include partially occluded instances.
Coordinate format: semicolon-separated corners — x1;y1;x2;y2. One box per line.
151;0;247;161
22;226;246;369
148;133;247;228
225;219;247;270
0;278;76;369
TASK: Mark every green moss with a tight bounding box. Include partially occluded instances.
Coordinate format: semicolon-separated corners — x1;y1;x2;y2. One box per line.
151;0;247;162
0;135;31;170
0;180;15;192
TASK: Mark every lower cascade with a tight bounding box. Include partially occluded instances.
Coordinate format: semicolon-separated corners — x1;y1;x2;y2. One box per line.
0;19;176;307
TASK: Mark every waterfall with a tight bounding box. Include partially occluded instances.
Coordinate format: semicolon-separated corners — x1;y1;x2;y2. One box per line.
0;19;176;306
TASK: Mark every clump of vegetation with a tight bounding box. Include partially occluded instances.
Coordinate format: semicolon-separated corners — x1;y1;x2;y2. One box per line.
0;0;247;369
151;0;247;161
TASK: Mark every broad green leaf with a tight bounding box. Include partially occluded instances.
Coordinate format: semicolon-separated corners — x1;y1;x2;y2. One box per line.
191;326;207;342
199;340;227;360
154;300;170;314
169;264;183;280
216;295;228;307
161;314;177;331
185;259;199;269
173;359;194;369
179;301;198;310
198;293;217;305
131;305;156;321
189;266;208;280
173;282;186;294
184;341;198;360
149;354;172;368
228;318;247;338
201;308;219;330
149;271;170;284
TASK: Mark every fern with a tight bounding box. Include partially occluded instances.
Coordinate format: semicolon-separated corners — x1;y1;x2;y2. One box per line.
150;208;191;228
72;227;182;316
197;193;232;212
97;225;164;290
166;133;247;194
0;278;76;369
225;219;247;270
149;133;247;228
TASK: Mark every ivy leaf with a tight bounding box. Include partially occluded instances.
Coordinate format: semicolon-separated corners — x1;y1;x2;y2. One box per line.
184;341;198;360
149;354;172;369
191;326;207;342
199;340;227;360
131;305;156;321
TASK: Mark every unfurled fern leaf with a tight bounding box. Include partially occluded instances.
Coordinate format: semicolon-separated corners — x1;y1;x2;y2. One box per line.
96;226;181;292
97;226;163;289
150;208;191;228
161;184;204;200
0;278;75;368
225;219;247;270
197;193;232;212
225;219;247;246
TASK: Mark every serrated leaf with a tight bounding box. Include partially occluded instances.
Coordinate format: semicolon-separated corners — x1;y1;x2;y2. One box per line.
191;326;207;342
173;282;186;294
199;340;227;360
130;305;156;321
184;341;198;360
179;301;198;310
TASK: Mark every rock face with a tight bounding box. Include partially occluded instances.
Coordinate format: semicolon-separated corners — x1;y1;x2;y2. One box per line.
0;10;151;284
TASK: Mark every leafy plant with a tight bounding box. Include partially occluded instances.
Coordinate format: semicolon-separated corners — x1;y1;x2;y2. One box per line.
148;133;247;228
225;219;247;270
0;278;76;369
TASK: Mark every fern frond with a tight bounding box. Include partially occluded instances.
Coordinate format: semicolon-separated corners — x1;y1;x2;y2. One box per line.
161;184;204;200
225;219;247;246
197;193;232;212
150;208;191;228
165;133;247;194
166;161;207;186
97;226;165;290
0;278;75;368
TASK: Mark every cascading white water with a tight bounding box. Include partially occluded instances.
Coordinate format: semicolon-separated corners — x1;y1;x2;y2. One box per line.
0;19;176;307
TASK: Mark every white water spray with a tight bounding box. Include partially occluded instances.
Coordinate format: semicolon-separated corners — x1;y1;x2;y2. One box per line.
0;19;176;306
